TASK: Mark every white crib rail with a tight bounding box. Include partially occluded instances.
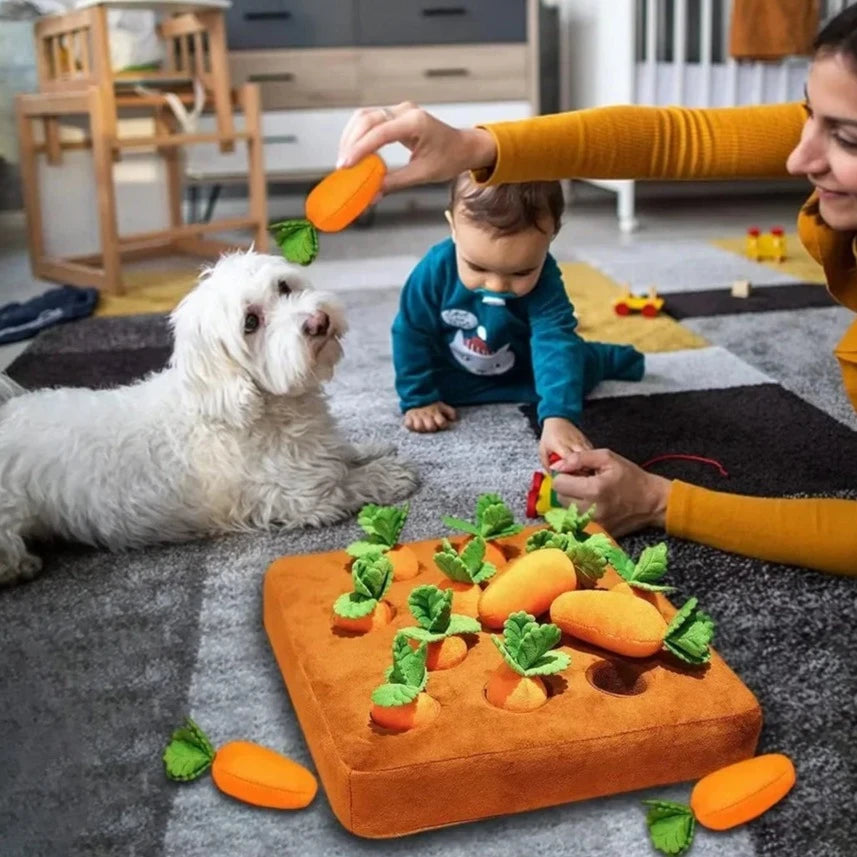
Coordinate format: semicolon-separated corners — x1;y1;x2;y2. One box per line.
557;0;851;231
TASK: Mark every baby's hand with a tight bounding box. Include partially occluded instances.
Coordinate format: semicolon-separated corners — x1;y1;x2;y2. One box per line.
404;402;458;432
539;417;593;469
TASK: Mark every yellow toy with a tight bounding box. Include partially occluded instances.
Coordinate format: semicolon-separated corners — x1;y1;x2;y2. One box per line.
613;286;664;318
745;227;786;262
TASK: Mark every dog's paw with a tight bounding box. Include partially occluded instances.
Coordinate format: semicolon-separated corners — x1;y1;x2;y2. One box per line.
368;457;420;503
0;553;42;587
344;441;397;465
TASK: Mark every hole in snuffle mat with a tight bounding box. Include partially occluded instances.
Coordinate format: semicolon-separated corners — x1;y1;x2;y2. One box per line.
586;659;650;697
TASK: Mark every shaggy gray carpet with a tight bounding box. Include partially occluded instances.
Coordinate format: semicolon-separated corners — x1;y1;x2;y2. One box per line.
2;282;855;857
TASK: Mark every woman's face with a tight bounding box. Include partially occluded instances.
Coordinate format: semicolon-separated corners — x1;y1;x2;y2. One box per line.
787;52;857;230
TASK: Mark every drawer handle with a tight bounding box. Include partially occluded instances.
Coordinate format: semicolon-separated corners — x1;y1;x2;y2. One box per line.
422;6;467;16
248;72;295;83
424;67;470;78
265;134;298;144
244;10;292;21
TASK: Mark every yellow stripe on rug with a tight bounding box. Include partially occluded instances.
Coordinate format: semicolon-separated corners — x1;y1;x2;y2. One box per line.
95;266;200;317
559;262;708;353
711;232;825;283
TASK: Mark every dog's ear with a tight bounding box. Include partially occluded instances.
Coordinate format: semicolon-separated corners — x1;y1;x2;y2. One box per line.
169;286;262;428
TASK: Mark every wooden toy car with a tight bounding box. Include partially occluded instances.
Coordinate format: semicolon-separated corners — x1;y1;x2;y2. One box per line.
613;286;664;317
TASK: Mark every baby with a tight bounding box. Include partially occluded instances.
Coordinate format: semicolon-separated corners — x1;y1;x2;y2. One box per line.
391;174;644;463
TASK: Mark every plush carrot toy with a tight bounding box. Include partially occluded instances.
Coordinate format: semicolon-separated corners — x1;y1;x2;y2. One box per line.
606;542;675;606
270;154;387;265
478;547;579;629
163;717;318;810
399;584;481;669
442;493;523;569
433;535;497;618
346;502;420;580
484;611;571;712
643;753;796;855
550;590;715;665
332;552;394;633
370;634;439;732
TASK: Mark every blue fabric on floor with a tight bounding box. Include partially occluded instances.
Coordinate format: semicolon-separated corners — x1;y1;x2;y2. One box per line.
0;285;99;345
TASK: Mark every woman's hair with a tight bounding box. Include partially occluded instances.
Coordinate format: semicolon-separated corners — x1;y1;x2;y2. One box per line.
449;174;564;236
814;3;857;64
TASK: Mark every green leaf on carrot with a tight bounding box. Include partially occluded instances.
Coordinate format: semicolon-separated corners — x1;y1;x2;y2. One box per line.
371;682;422;707
445;614;481;636
493;611;569;677
663;597;715;665
409;585;452;633
386;635;428;690
441;515;481;536
544;503;594;538
345;540;388;559
332;591;378;618
351;553;394;601
642;800;695;856
444;494;522;540
602;543;636;578
354;503;409;549
163;717;216;782
270;218;319;266
566;539;608;587
433;537;496;584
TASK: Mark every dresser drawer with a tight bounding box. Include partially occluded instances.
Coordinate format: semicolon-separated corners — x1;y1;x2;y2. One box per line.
230;49;359;109
355;0;526;46
358;44;528;105
225;0;355;50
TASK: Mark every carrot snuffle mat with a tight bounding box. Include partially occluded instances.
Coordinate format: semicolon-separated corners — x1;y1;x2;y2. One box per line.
263;498;762;838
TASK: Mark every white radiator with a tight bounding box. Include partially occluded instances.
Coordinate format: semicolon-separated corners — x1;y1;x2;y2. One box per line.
555;0;850;231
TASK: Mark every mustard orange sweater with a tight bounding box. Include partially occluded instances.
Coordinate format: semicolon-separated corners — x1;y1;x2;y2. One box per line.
482;103;857;576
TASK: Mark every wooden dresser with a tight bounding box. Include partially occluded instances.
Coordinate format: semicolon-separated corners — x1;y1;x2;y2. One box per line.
186;0;539;182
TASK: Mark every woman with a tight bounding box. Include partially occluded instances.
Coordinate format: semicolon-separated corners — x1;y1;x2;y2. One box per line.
336;6;857;576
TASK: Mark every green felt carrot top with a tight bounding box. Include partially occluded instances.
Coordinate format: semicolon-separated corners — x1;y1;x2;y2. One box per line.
492;611;570;678
433;536;497;585
332;553;394;619
442;493;523;541
371;635;429;708
270;219;319;266
398;585;481;643
346;503;409;558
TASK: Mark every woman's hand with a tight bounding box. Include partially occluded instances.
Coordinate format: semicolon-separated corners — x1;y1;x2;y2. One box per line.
336;102;498;194
551;449;672;537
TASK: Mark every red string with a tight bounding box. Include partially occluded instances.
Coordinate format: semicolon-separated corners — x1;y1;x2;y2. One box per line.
640;453;729;478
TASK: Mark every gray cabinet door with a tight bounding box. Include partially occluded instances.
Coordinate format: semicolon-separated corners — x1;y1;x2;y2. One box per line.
225;0;356;50
355;0;526;46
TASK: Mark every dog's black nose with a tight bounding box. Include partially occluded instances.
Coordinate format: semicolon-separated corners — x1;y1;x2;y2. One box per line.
303;311;330;337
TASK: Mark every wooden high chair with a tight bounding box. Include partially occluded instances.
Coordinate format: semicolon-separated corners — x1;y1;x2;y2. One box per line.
15;2;268;295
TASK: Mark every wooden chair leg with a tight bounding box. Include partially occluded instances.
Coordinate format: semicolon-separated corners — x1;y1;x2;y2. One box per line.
204;11;236;154
241;83;269;252
88;87;123;294
15;98;46;273
155;106;184;229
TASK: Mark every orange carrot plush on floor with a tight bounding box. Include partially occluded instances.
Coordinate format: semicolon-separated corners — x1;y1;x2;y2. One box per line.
643;753;796;855
433;535;497;618
346;502;420;581
370;634;439;732
442;493;523;569
484;611;571;712
551;590;715;665
332;553;394;633
398;584;481;670
163;718;317;810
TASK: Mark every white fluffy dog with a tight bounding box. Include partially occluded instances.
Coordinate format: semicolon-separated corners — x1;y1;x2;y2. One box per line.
0;251;418;585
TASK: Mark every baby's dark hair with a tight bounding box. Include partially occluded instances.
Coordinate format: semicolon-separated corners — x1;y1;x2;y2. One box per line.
450;174;564;236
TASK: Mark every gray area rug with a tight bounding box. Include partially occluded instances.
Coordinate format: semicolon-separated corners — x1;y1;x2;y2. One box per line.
2;283;856;857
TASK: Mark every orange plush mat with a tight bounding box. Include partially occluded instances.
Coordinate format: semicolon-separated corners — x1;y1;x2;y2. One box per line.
264;528;762;839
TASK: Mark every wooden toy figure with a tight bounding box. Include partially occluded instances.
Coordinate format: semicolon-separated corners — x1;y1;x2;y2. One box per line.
745;227;787;262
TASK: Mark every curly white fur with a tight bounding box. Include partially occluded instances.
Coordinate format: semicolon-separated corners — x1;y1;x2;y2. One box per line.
0;251;418;585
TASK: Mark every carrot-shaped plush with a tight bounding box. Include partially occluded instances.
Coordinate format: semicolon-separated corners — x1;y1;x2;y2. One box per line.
485;611;571;712
478;548;579;629
433;535;497;618
346;502;419;580
163;717;318;810
643;754;796;855
606;542;675;606
442;493;523;569
370;634;439;732
550;590;715;665
332;553;394;633
398;584;481;670
270;154;386;265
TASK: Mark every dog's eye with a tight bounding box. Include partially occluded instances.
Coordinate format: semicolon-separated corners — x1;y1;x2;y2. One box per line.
277;279;292;296
244;312;260;334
